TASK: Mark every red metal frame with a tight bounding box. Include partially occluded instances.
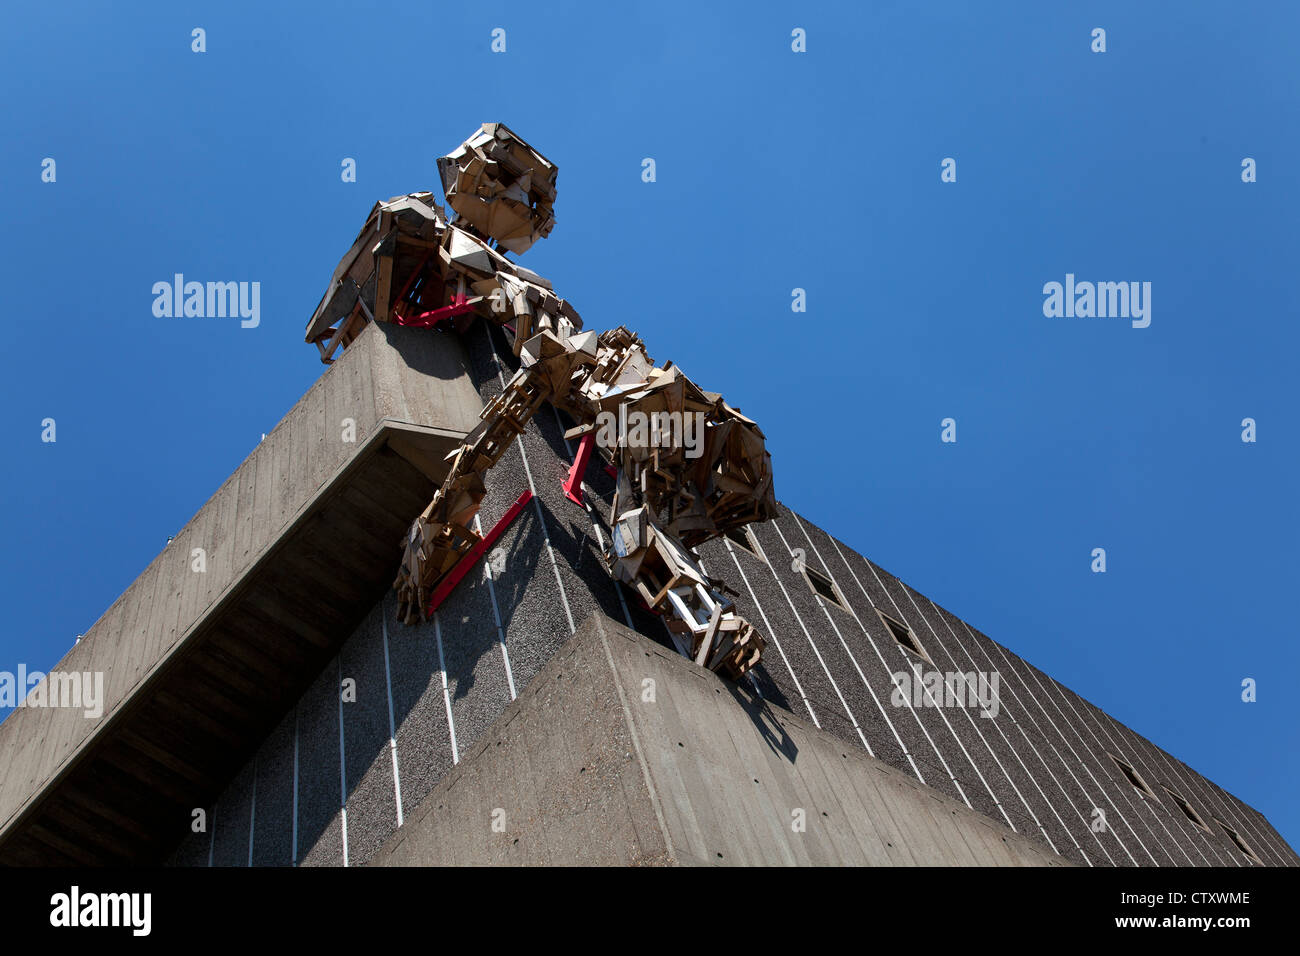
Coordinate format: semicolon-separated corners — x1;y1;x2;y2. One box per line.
426;489;534;615
562;432;595;505
389;252;476;330
389;252;432;323
396;293;477;329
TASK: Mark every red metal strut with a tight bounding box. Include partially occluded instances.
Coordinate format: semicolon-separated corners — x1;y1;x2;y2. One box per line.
425;489;534;616
562;432;595;505
397;293;477;329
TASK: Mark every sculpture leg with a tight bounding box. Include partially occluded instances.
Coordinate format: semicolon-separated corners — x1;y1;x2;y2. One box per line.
393;327;595;623
605;505;764;679
393;356;553;622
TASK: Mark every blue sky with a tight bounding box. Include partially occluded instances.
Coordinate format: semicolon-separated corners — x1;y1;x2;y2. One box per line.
2;1;1296;850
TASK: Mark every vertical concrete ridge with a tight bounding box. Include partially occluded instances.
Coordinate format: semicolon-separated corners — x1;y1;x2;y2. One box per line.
0;323;482;864
368;612;1070;866
370;612;673;866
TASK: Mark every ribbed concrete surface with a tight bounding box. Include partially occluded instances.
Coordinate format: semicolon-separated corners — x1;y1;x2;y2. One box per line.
370;614;1069;866
0;321;482;863
149;321;1296;867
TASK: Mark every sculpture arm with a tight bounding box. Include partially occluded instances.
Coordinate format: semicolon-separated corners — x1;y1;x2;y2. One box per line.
394;321;776;681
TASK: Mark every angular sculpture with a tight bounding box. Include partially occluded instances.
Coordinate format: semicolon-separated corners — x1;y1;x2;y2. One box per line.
306;123;776;679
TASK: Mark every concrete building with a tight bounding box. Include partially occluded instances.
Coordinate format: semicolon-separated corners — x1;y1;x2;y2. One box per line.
0;321;1293;867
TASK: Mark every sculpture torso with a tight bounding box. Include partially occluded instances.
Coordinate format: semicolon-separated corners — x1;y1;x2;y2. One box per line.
304;125;775;680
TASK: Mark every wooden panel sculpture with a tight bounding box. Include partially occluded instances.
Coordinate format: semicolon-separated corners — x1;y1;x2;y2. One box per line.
306;123;776;679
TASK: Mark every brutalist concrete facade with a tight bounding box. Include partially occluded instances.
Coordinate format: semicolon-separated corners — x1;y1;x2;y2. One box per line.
2;318;1294;867
369;613;1070;866
0;321;482;865
168;321;1297;868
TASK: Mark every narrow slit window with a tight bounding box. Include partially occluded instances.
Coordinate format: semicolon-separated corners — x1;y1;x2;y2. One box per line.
803;565;847;611
1108;754;1156;799
1215;819;1263;864
877;609;930;663
724;525;764;562
1163;787;1210;832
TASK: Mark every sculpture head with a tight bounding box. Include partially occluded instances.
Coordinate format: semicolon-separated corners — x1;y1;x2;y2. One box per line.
437;123;557;255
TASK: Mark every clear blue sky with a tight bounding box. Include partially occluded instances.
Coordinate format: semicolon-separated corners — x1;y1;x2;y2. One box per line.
2;1;1296;851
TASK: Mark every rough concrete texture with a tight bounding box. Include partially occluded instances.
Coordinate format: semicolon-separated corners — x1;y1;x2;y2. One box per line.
0;308;1250;866
165;320;1297;868
377;614;673;866
0;320;482;854
370;613;1069;866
